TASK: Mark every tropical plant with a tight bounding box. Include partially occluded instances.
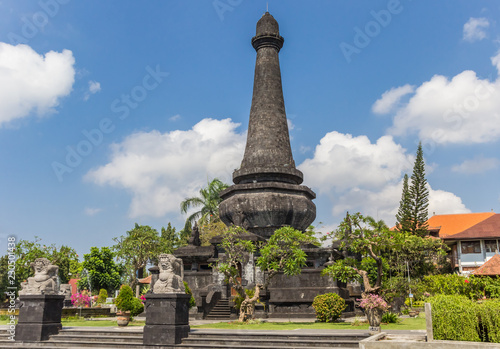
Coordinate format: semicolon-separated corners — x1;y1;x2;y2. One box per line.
71;292;92;307
180;178;228;231
381;311;399;323
115;284;144;316
358;294;390;312
312;293;346;322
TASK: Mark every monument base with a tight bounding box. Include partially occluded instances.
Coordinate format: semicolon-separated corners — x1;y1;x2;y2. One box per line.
143;293;190;346
16;294;64;342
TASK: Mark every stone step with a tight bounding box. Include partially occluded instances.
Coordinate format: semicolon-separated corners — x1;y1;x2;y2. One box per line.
187;331;368;342
49;334;143;344
58;329;143;338
181;337;359;348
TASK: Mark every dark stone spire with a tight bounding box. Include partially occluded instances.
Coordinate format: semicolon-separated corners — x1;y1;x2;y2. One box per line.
219;13;316;239
233;12;303;185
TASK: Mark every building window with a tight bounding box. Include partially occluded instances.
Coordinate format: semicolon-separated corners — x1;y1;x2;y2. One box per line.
461;241;481;254
485;240;498;253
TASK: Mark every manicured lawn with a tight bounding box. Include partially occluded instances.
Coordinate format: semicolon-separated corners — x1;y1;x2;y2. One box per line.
192;316;426;331
1;316;426;331
0;317;145;327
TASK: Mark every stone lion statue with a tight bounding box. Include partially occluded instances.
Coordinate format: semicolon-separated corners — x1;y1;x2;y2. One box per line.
19;258;59;295
153;254;185;294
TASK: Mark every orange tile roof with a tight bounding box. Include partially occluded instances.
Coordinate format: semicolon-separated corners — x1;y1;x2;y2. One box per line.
138;275;151;284
426;212;495;238
444;214;500;240
473;254;500;276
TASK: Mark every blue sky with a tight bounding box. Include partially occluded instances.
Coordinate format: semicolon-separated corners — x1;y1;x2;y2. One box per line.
1;1;499;258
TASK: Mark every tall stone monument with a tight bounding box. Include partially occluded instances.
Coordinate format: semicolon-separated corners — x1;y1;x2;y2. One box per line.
219;12;316;239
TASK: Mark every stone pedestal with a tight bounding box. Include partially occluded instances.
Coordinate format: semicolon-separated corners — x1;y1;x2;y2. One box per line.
143;293;190;346
16;295;64;342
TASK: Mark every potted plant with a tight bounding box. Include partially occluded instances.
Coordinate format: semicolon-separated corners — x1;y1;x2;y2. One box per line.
114;285;144;326
358;294;390;333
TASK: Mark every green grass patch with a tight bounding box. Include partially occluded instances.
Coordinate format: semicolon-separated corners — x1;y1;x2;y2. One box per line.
192;316;426;331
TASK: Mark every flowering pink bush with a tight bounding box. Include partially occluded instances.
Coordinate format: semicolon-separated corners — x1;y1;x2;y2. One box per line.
358;294;390;312
140;295;146;304
71;292;91;307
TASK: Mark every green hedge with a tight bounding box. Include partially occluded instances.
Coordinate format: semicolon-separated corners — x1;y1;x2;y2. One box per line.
428;295;500;343
418;275;500;300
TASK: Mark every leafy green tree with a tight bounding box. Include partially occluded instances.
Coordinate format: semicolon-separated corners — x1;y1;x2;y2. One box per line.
409;143;429;236
215;226;315;322
395;174;412;233
180;178;228;231
79;247;123;294
13;237;80;293
160;223;178;252
323;213;447;298
113;224;162;289
0;255;9;302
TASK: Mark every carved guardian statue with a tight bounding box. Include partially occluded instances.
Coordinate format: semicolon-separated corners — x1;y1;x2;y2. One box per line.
153;254;185;294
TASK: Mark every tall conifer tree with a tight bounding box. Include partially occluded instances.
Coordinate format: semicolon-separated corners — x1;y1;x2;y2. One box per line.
395;174;412;232
408;143;429;236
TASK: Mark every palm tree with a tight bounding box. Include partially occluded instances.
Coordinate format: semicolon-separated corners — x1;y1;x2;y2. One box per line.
180;178;229;231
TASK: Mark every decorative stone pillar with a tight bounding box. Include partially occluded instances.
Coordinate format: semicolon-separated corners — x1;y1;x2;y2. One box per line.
143;254;190;346
143;293;191;346
16;295;65;342
16;257;64;342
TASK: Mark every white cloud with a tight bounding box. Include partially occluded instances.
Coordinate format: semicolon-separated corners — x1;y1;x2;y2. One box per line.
299;132;413;193
85;118;245;218
463;17;490;42
299;131;469;226
0;43;75;126
84;80;101;101
372;84;414;114
452;155;500;174
169;114;181;122
84;207;103;216
386;52;500;144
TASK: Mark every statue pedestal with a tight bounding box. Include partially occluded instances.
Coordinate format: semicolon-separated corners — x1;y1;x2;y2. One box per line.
143;293;190;346
16;295;65;342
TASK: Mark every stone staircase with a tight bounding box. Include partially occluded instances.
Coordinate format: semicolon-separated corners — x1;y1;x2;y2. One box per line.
204;299;231;320
0;327;369;348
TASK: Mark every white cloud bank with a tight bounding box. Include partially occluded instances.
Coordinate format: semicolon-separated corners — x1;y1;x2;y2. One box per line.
379;51;500;144
299;131;469;225
85;118;245;218
463;17;490;42
0;43;75;126
372;84;414;114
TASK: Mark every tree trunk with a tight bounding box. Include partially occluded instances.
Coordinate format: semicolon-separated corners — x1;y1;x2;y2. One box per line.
238;284;262;322
356;269;380;297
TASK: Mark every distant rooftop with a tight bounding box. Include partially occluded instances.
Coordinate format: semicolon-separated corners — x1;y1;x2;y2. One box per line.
426;212;496;238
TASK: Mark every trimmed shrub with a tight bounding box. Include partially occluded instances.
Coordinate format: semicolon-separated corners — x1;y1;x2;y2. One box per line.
312;293;346;323
130;297;144;317
115;285;135;312
428;295;480;342
96;289;108;304
419;274;500;300
478;299;500;343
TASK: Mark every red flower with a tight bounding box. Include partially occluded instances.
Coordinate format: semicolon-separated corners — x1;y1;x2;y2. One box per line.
465;279;470;284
